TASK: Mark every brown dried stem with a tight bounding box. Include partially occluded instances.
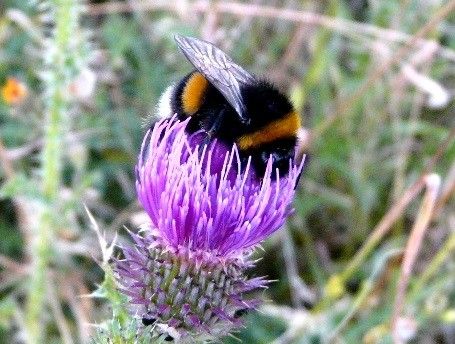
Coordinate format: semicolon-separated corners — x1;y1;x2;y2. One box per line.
271;23;308;85
391;174;441;344
47;274;74;344
64;275;93;343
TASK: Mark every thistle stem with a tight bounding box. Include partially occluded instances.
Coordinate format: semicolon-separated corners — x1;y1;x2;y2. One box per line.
25;0;80;342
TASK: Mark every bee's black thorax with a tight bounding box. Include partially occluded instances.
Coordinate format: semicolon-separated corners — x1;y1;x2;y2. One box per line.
240;80;294;132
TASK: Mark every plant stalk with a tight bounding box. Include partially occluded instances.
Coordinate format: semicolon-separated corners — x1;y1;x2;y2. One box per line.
25;0;80;342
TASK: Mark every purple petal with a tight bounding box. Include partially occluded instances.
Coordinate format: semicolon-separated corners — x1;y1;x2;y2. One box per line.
135;118;303;256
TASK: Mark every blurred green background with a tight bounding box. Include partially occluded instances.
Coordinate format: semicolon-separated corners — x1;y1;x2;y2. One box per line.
0;0;454;343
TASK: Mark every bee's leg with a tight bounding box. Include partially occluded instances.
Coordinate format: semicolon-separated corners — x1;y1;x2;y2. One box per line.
200;108;226;148
200;136;212;153
207;108;225;138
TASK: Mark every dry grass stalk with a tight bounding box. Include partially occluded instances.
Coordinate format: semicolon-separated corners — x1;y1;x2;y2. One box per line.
47;274;74;344
434;162;455;217
391;174;441;344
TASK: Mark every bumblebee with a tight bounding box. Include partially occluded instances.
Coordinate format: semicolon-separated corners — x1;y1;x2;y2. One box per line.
157;35;301;177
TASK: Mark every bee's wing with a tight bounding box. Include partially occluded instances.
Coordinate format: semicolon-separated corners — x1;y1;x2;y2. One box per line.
174;35;255;123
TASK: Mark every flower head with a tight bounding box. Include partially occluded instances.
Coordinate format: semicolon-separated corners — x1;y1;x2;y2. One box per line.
135;118;303;257
1;77;27;105
115;117;304;341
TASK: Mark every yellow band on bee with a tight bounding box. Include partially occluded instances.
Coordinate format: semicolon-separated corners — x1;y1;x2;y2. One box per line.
181;72;208;115
237;111;300;150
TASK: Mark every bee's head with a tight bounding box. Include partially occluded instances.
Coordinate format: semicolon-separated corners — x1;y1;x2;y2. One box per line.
247;137;297;179
261;148;292;178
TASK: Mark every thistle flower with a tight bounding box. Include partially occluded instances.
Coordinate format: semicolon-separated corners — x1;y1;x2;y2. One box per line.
115;118;303;342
